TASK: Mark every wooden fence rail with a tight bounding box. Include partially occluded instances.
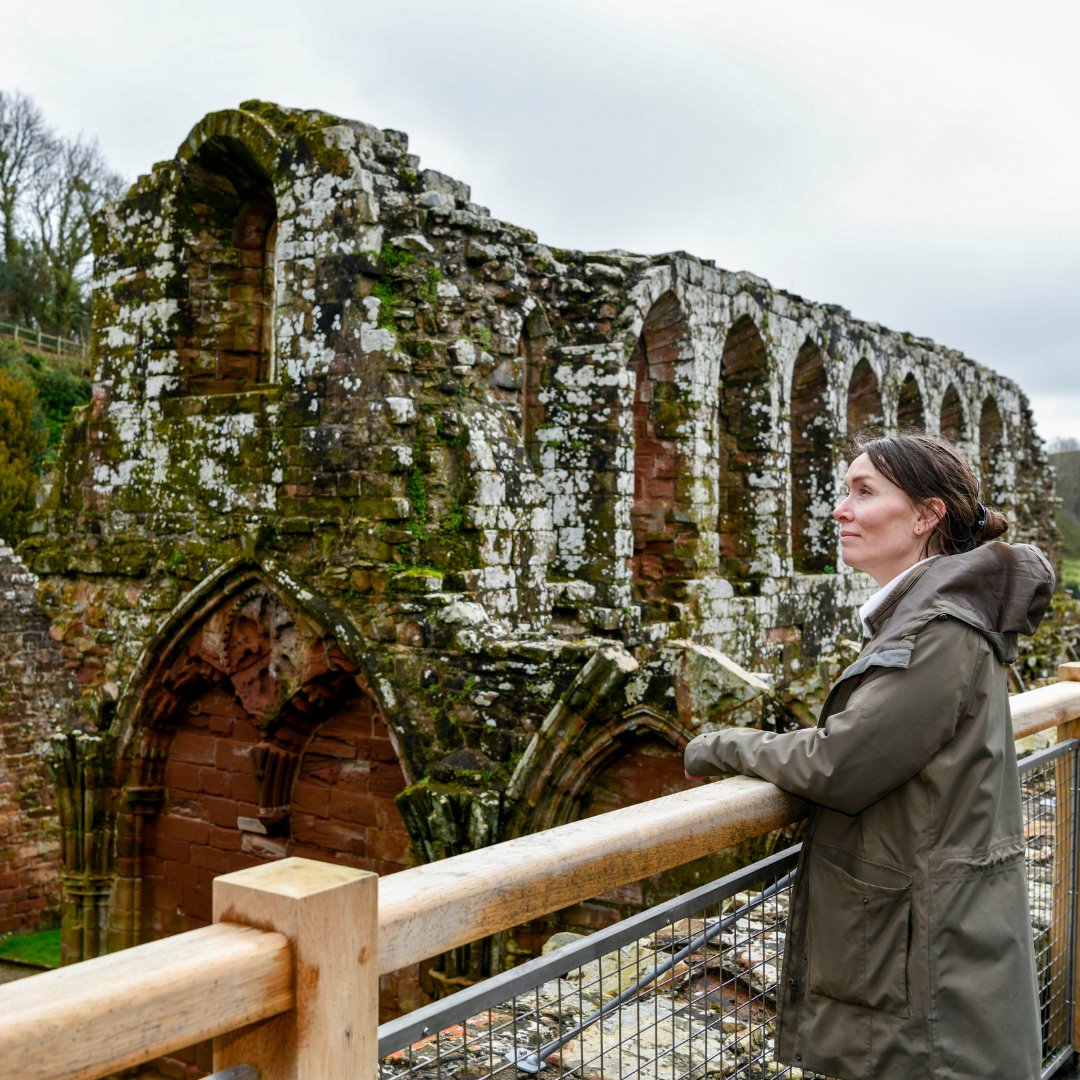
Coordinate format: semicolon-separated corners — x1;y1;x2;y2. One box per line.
0;663;1077;1079
0;317;87;360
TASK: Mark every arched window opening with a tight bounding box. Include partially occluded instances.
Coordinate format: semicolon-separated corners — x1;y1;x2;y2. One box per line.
790;340;835;572
940;384;965;442
979;395;1005;504
519;306;551;471
718;315;772;592
847;358;883;436
630;291;694;617
897;373;925;431
179;136;277;393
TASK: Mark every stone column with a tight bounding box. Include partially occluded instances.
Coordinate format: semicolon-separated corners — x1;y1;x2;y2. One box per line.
47;730;119;962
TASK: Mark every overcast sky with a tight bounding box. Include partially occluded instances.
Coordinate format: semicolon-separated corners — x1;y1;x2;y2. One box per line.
4;0;1077;444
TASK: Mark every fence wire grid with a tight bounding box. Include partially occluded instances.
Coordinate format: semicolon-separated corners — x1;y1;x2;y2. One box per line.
379;741;1078;1080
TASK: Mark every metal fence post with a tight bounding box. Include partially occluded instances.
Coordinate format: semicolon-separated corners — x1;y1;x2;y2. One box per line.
212;857;378;1080
1057;662;1080;1055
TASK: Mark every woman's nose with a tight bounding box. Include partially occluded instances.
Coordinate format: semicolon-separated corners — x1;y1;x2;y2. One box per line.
833;495;851;521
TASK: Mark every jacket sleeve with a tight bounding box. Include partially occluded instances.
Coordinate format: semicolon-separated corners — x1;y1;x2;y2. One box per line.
683;616;987;815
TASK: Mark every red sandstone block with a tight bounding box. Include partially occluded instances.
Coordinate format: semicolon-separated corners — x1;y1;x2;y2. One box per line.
209;826;241;852
156;836;192;864
163;859;202;888
190;845;230;873
198;767;233;799
292;782;331;818
367;827;410;866
305;733;354;757
215;740;249;772
169;732;217;766
200;795;240;829
299;820;358;851
165;762;201;796
232;773;259;803
329;789;378;827
160;814;210;845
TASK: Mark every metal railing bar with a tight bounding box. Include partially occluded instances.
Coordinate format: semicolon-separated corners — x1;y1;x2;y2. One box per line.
1067;742;1080;1058
1019;739;1080;773
514;870;796;1074
1041;1044;1074;1080
377;844;801;1057
205;1067;259;1080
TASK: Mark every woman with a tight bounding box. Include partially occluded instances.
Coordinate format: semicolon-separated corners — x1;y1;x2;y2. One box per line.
684;432;1055;1080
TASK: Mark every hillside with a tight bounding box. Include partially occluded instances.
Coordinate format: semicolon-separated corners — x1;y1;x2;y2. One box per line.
0;335;91;542
1052;449;1080;596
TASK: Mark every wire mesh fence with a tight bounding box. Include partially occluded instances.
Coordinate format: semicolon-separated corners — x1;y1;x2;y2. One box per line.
379;741;1078;1080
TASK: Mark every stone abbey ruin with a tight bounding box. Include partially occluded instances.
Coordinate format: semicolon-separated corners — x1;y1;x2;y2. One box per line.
0;103;1059;1009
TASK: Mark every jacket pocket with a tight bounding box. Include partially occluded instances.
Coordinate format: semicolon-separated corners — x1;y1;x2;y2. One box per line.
807;845;912;1017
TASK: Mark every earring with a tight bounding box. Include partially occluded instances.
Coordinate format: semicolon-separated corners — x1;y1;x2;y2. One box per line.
915;525;923;535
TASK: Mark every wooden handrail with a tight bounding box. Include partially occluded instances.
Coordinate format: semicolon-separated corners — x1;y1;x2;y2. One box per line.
0;922;292;1080
379;775;805;974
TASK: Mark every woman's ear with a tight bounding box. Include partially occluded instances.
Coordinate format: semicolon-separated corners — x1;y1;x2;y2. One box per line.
918;498;946;534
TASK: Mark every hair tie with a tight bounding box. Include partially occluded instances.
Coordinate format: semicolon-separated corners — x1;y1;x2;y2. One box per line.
970;501;987;537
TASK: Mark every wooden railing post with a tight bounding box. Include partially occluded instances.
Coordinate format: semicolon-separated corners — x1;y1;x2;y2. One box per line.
212;857;378;1080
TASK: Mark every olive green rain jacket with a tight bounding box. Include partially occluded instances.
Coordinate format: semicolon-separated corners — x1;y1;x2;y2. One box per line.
684;542;1055;1080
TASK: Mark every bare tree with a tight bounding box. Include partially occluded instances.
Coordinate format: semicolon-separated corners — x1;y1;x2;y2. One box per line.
31;135;124;335
0;90;125;336
0;90;52;263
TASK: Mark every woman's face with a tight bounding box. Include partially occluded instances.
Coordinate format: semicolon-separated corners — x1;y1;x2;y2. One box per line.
833;453;935;586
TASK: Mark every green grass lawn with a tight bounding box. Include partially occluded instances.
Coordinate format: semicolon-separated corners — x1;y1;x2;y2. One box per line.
0;927;61;968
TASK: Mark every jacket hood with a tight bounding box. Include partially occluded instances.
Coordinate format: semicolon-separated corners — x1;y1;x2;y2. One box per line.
863;542;1055;665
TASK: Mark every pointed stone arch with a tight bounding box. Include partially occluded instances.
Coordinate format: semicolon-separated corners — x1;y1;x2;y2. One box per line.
103;561;408;953
847;357;883;435
897;372;926;430
629;290;696;617
718;315;772;591
940;384;966;442
979;394;1005;504
519;304;554;471
790;338;836;573
174;130;279;392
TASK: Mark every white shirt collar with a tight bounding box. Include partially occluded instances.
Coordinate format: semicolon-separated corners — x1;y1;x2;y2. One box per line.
858;557;936;638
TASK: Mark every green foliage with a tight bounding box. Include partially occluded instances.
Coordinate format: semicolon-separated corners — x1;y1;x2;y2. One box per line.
0;366;45;541
406;466;428;540
1060;557;1080;598
421;265;442;304
0;926;61;968
371;281;400;330
24;360;90;455
472;323;492;348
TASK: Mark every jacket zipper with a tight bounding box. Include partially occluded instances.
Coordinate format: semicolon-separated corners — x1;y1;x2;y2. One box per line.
788;798;819;1002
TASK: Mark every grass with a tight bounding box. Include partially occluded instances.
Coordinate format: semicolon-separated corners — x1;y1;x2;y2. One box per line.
1061;557;1080;597
0;926;62;968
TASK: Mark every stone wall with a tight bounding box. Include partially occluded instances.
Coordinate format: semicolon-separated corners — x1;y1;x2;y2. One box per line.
0;543;78;933
12;103;1059;991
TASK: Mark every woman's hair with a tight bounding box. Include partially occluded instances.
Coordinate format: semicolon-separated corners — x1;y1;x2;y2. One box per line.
851;430;1008;555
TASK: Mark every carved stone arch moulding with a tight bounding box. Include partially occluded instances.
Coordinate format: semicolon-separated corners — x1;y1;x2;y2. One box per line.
111;559;392;796
176;107;282;181
507;643;696;836
95;560;409;955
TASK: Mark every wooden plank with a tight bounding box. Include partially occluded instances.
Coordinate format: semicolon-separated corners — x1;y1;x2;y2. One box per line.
0;922;291;1080
378;776;805;974
1011;680;1080;740
213;857;379;1080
